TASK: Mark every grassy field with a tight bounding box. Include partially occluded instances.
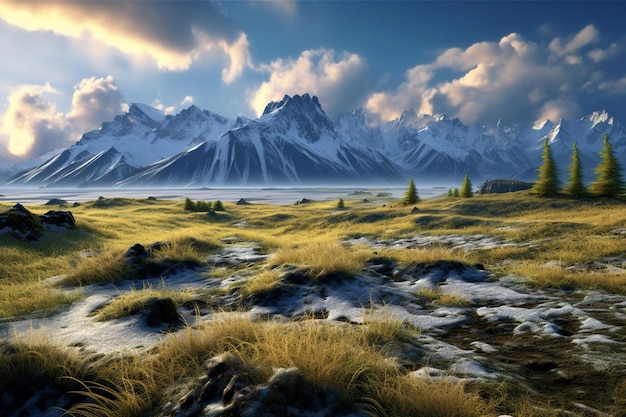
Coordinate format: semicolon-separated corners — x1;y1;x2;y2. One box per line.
1;190;626;416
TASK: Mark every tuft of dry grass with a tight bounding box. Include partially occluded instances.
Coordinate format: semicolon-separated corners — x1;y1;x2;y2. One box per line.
415;287;472;307
270;240;371;277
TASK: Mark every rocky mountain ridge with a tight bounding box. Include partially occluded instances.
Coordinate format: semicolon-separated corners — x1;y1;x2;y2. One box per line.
4;94;626;187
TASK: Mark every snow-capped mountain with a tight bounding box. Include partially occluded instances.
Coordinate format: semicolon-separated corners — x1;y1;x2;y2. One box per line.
4;95;626;187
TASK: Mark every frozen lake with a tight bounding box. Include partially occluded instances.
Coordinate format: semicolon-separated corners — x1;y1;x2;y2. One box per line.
0;186;451;206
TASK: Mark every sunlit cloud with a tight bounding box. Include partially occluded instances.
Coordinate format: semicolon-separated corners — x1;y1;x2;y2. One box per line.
250;48;369;117
0;1;252;82
366;25;625;125
0;76;125;159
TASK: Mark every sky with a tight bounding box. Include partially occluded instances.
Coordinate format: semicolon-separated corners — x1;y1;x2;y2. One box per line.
1;0;626;162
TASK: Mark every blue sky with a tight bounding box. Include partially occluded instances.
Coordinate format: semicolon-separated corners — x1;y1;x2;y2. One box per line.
1;0;626;160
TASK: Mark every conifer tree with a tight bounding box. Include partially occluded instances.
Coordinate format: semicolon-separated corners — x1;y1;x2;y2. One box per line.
337;198;345;209
532;138;560;196
453;188;459;197
183;197;196;211
590;134;624;197
563;142;586;197
448;189;453;197
213;200;225;211
460;173;473;198
402;179;419;204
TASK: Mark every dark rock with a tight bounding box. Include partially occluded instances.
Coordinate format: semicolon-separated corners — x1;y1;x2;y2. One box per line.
39;210;75;228
366;256;397;276
524;360;558;372
72;202;81;207
294;198;312;205
0;204;44;240
479;179;533;194
98;196;105;200
142;297;183;328
147;196;157;200
149;241;169;251
411;206;420;213
45;198;69;205
126;243;149;260
206;209;217;217
236;198;250;205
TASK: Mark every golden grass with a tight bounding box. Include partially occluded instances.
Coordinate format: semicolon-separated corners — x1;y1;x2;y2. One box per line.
415;287;472;307
4;193;626;415
270;240;371;276
235;269;282;297
92;282;197;321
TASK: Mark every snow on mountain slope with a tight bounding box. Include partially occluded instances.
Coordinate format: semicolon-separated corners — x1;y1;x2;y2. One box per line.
5;94;626;187
121;94;404;186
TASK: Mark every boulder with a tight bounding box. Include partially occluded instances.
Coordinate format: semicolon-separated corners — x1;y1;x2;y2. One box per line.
39;210;75;229
45;198;69;205
0;204;44;240
236;198;250;205
142;297;183;329
479;179;533;194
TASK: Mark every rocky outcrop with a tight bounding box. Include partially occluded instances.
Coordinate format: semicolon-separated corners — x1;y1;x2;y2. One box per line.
479;179;534;194
157;354;348;417
0;203;44;240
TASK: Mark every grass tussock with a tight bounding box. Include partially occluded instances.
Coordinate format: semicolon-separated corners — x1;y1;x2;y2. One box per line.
415;288;472;307
236;269;282;297
92;282;197;321
270;240;371;277
0;281;81;318
508;261;626;293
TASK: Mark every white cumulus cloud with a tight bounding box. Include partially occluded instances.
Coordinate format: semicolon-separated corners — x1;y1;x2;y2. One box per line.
250;48;369;117
366;24;625;125
0;76;125;159
0;1;252;82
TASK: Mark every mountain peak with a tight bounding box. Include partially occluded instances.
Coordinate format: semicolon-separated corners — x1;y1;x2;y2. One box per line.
262;94;324;116
585;110;614;127
129;103;166;124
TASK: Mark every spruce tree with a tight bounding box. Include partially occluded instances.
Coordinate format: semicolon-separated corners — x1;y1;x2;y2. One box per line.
453;188;459;197
402;179;419;204
460;173;473;198
337;198;345;209
213;200;225;211
563;142;586;197
532;138;560;196
590;134;624;197
183;197;196;211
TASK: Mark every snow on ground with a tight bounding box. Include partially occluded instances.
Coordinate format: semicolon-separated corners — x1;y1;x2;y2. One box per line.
1;233;625;415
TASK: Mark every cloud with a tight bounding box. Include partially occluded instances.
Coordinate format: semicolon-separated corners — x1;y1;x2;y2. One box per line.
366;25;625;124
250;49;369;117
0;76;125;159
0;1;251;81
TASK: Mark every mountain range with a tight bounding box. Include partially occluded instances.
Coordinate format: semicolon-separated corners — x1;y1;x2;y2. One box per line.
3;94;625;188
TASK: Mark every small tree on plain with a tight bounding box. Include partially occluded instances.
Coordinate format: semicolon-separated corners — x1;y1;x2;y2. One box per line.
402;179;419;205
453;188;459;197
337;198;345;209
448;189;453;197
563;142;587;197
532;138;560;197
213;200;225;211
460;173;473;198
589;134;624;197
183;197;196;211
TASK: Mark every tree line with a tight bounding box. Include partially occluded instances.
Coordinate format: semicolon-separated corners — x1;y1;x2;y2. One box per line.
533;134;624;197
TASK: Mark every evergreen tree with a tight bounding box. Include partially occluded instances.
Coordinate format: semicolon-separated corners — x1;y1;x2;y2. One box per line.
196;200;211;212
337;198;345;209
589;134;624;197
531;138;560;196
460;173;473;198
402;179;419;204
563;142;587;197
183;197;196;211
453;188;459;197
448;189;453;197
213;200;225;211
